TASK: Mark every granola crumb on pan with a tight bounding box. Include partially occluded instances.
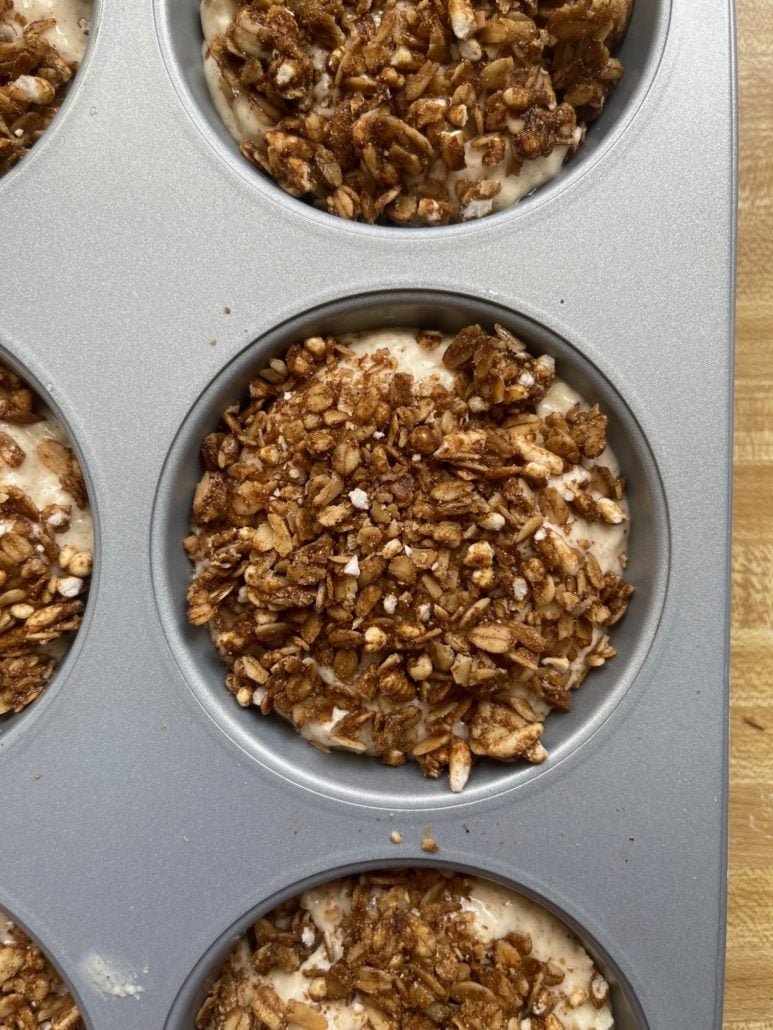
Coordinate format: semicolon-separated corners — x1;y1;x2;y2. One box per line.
195;869;614;1029
0;915;84;1028
185;325;632;792
200;0;633;224
421;825;439;853
0;360;93;718
0;0;92;176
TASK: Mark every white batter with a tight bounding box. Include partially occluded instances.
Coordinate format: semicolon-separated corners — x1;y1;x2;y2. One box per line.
447;138;576;218
463;879;614;1030
0;416;92;553
3;0;91;64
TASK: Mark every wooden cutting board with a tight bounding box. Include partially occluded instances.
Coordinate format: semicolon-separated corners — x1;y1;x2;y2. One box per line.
726;1;773;1026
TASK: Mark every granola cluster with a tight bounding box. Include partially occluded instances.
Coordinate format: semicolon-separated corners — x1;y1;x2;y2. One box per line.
0;917;83;1029
0;1;89;176
0;362;92;718
202;0;632;223
196;869;613;1029
186;325;632;790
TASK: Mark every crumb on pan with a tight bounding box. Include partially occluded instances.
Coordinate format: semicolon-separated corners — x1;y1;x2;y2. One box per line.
185;325;632;791
421;825;439;852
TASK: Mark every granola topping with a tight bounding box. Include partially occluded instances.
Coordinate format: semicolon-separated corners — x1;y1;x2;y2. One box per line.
186;325;632;791
200;0;632;224
0;915;83;1028
0;361;93;718
0;0;91;175
196;869;614;1029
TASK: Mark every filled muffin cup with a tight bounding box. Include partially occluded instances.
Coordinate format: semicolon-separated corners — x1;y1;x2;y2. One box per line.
165;861;649;1029
0;0;94;180
152;290;669;810
0;344;95;741
155;0;671;230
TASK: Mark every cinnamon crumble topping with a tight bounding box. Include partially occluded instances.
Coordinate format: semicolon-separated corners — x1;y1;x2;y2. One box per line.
201;0;632;223
185;325;632;791
0;916;83;1028
196;869;614;1029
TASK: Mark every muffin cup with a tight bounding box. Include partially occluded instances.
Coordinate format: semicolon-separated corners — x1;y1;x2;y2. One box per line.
164;858;650;1029
152;290;669;810
0;0;735;1023
153;0;672;232
0;340;100;752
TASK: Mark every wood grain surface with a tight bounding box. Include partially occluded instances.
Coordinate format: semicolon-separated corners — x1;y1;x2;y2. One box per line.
726;0;773;1026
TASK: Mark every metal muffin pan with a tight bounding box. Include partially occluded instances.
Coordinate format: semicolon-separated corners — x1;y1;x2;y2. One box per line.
0;0;736;1026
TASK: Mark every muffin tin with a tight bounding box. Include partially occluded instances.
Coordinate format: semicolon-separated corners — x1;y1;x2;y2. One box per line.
0;0;736;1026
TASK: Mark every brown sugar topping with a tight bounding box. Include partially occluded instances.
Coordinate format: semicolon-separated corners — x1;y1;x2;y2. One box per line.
186;326;632;791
